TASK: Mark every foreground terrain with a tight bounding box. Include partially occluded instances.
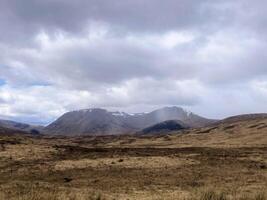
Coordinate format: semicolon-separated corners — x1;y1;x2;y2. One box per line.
0;117;267;199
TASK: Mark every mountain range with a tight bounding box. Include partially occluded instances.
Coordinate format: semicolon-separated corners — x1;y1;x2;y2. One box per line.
2;107;267;136
44;107;216;136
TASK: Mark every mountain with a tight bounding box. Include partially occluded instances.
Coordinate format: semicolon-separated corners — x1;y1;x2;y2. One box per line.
124;107;216;129
44;108;132;136
0;119;43;134
44;107;216;136
140;120;189;135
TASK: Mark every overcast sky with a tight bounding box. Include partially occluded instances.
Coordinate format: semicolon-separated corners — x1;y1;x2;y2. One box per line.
0;0;267;125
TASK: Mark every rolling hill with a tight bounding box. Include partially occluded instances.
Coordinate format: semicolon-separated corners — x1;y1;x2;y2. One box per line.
0;125;28;135
0;119;43;134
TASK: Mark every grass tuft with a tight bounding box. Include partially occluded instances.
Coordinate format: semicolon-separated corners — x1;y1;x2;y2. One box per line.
199;190;227;200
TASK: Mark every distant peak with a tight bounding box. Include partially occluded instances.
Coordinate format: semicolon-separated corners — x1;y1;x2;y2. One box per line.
110;111;129;117
72;108;108;113
156;106;190;112
161;106;183;110
182;108;193;116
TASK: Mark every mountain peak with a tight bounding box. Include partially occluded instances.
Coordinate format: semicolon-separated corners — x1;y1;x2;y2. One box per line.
160;106;192;115
75;108;107;113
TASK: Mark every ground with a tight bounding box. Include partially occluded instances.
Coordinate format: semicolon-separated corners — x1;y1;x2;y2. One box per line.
0;118;266;200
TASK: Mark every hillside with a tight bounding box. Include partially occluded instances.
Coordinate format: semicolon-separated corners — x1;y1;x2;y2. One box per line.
219;113;267;124
140;120;188;135
0;119;43;134
0;125;28;136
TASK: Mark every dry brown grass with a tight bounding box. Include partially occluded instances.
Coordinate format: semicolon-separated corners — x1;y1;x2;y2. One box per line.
0;186;266;200
0;184;106;200
54;156;198;171
0;118;266;199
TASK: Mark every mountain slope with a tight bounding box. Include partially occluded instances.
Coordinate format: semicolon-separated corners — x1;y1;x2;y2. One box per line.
140;120;189;135
44;107;216;136
130;107;216;128
44;108;135;136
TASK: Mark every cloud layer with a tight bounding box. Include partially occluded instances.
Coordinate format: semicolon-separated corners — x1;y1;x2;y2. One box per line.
0;0;267;124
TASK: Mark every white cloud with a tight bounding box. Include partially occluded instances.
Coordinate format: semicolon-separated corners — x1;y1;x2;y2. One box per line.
0;77;205;123
1;0;267;124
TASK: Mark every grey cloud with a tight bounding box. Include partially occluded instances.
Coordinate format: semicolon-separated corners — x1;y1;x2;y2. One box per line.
0;0;244;46
0;33;200;89
1;26;266;90
1;0;267;46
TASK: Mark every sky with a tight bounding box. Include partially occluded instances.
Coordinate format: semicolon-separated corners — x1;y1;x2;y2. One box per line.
0;0;267;125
